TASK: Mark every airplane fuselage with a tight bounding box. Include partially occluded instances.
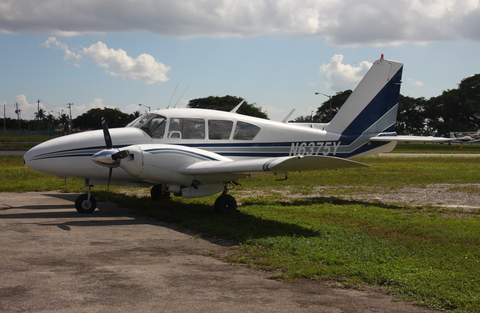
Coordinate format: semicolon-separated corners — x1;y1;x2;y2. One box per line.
24;108;396;189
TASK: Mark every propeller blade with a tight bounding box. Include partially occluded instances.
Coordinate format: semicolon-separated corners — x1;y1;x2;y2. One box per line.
106;167;113;202
101;117;113;149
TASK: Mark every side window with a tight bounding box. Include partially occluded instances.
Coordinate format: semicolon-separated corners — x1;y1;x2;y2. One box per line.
168;118;205;139
208;120;233;140
233;121;261;140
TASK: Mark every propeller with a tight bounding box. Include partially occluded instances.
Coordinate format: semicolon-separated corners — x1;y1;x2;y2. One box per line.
91;117;131;200
101;117;113;149
102;117;114;199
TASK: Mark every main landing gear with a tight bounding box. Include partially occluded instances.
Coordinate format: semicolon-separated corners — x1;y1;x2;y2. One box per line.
214;183;238;214
150;184;171;201
75;180;97;213
150;183;239;214
74;181;239;214
214;194;237;214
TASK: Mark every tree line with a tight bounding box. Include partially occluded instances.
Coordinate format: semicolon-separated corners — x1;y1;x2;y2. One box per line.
300;73;480;136
2;73;479;136
1;108;141;134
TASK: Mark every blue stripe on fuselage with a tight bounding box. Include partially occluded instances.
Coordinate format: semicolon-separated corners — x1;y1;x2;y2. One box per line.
28;139;391;162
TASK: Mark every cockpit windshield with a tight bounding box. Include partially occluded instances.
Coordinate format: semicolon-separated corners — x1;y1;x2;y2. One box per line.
127;113;166;138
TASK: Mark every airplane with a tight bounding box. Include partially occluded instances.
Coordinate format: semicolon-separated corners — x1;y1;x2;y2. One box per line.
24;55;452;214
449;132;480;144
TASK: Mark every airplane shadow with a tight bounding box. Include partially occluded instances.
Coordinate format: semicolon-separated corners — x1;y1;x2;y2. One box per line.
1;192;406;246
0;192;205;242
0;192;318;246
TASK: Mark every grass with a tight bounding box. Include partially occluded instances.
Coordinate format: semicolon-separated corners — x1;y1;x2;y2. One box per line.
392;142;480;154
0;156;84;192
2;154;480;312
0;135;55;151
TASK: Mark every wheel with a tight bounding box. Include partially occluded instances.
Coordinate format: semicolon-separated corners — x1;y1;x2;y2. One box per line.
151;184;170;201
75;194;97;213
214;194;238;214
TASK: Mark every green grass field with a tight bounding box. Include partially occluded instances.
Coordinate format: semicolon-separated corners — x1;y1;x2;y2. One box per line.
2;143;480;311
0;135;56;151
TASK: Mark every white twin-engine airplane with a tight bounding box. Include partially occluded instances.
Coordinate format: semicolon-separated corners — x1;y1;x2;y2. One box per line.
24;55;451;214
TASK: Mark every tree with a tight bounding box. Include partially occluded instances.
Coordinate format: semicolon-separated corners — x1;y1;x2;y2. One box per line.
34;108;46;121
424;74;480;136
72;108;139;130
314;90;352;123
34;108;47;130
187;95;269;119
395;95;432;135
46;113;58;129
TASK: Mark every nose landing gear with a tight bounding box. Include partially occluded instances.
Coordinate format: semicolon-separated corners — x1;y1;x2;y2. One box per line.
75;180;97;213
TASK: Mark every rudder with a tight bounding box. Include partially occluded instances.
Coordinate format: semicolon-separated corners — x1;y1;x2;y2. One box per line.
325;56;403;136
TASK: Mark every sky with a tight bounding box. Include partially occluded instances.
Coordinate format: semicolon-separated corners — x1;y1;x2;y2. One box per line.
1;0;480;122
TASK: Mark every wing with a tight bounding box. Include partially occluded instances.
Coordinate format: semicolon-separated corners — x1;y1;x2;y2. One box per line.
178;155;369;175
369;135;453;143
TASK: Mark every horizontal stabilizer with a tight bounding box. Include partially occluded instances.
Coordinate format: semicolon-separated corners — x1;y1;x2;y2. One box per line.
178;155;369;175
369;136;453;143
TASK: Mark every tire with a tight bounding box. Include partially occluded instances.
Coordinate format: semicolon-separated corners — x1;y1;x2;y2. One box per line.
75;194;97;213
151;184;171;201
214;194;238;214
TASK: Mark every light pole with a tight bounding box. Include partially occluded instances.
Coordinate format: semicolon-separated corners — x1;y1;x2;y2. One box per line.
315;92;333;121
139;103;151;112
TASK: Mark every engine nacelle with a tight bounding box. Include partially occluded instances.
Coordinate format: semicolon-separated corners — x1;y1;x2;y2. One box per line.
118;143;232;189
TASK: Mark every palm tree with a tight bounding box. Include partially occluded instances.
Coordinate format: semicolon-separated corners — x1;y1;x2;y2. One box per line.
35;108;47;130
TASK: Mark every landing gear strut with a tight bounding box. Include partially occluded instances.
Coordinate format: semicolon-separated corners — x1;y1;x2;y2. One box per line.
151;184;171;201
75;180;97;213
214;183;238;214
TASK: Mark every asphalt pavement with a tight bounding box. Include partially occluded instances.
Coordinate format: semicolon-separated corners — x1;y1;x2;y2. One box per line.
0;192;437;312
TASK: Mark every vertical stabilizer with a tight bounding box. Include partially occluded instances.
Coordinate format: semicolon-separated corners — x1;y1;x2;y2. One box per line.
326;56;403;136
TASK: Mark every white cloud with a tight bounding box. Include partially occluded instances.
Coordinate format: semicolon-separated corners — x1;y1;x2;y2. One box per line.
8;95;45;120
3;0;480;46
42;38;171;84
408;78;425;87
40;37;81;66
320;54;372;91
261;105;289;122
125;104;140;114
262;105;317;122
83;42;171;84
71;98;120;118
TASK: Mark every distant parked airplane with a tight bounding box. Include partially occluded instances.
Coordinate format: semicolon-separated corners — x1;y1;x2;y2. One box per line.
449;132;480;144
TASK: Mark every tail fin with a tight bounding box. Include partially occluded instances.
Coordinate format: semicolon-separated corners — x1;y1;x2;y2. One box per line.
326;56;403;136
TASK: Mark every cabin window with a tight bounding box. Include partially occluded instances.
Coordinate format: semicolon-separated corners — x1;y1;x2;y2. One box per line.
127;113;166;139
233;121;261;140
168;118;205;139
208;120;233;140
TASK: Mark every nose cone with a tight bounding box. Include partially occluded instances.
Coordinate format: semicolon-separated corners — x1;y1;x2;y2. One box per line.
23;131;100;177
24;127;151;179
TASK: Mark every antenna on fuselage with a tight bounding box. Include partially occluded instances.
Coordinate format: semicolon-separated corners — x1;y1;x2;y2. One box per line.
282;109;296;123
168;83;179;108
174;85;189;108
230;100;245;113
